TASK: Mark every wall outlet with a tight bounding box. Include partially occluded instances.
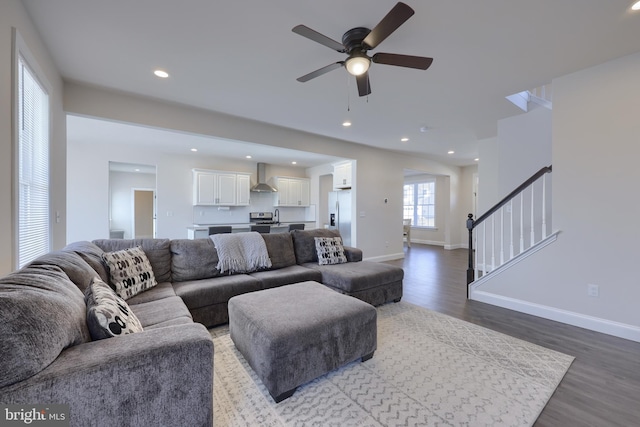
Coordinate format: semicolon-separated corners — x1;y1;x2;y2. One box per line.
587;284;599;297
166;211;173;217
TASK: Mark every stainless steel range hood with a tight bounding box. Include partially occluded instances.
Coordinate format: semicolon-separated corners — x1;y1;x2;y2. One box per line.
250;163;278;193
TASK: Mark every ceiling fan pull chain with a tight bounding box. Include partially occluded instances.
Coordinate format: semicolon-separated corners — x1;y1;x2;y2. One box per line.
347;74;351;112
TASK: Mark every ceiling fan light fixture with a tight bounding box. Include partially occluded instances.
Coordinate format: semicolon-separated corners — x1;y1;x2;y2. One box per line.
345;54;370;76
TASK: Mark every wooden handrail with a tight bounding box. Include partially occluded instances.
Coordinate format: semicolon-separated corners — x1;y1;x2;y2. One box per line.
466;164;552;291
472;165;552;229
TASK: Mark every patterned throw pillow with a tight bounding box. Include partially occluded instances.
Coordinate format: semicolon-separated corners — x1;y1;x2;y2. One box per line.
102;246;157;300
85;277;143;340
314;237;347;265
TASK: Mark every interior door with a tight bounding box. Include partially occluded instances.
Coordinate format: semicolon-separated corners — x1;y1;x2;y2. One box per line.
133;189;155;238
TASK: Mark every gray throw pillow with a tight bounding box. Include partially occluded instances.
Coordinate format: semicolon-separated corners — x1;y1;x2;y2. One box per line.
102;246;157;300
314;237;347;265
85;277;143;340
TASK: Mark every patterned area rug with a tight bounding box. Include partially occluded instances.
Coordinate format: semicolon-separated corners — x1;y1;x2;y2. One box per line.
210;301;574;426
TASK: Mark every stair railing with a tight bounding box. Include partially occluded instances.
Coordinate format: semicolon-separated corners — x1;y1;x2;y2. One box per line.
466;165;552;296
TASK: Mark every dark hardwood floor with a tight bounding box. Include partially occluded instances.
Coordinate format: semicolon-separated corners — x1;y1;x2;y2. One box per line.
384;244;640;427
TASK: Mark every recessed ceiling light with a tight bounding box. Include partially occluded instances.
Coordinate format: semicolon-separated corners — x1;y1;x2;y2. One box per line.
401;137;409;142
154;70;169;78
190;148;197;152
448;150;455;154
246;155;252;159
342;121;352;127
134;168;140;172
291;161;297;165
474;158;480;162
632;1;640;11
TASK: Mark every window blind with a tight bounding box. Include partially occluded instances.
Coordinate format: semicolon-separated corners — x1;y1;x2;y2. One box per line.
18;55;50;268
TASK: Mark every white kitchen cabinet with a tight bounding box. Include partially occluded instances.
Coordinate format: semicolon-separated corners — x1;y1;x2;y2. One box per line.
216;173;237;205
193;169;251;206
333;161;352;189
236;173;251;206
271;176;310;206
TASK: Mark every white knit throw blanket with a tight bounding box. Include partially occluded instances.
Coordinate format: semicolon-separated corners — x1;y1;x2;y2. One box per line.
210;232;272;274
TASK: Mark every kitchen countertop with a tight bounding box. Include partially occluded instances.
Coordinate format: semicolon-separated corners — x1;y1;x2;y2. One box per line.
188;221;315;231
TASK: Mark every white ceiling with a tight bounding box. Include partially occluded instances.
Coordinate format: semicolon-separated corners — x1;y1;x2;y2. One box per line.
67;115;343;168
23;0;640;167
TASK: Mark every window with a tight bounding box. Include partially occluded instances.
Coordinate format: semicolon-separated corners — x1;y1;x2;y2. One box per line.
403;181;435;227
16;48;50;268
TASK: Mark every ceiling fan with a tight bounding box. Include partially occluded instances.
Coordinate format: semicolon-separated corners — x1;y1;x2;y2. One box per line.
292;2;433;97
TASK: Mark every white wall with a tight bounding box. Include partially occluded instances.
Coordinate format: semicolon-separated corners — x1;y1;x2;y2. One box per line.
64;83;466;260
477;137;499;214
497;106;552;196
67;137;311;242
0;0;66;275
474;52;640;341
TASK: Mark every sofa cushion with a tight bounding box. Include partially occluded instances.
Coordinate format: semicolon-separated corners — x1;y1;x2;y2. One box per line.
102;246;158;300
0;264;91;388
63;241;110;284
125;282;176;305
130;296;193;328
314;236;347;265
93;239;172;283
85;277;144;340
173;274;261;309
291;228;341;264
170;238;220;282
250;265;322;290
261;233;296;269
29;250;99;293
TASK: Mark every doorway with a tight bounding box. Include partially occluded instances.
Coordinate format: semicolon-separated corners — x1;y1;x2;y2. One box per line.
109;162;157;239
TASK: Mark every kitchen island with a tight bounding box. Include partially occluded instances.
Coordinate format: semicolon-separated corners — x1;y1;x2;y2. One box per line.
187;222;316;239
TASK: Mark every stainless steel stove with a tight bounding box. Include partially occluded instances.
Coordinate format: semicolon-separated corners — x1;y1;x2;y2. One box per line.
249;212;278;225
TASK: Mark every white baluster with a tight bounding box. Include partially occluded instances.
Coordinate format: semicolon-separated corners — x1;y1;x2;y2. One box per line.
530;184;535;247
500;206;504;265
474;227;478;279
519;193;524;253
542;174;547;239
491;215;496;271
509;200;514;259
482;221;487;274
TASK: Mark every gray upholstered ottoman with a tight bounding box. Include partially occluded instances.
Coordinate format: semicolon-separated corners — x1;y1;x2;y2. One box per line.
228;281;377;402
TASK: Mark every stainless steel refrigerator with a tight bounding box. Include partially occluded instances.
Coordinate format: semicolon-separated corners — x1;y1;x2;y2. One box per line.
328;190;351;246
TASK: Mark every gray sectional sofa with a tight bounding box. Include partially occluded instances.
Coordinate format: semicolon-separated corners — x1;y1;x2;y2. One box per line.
0;228;403;426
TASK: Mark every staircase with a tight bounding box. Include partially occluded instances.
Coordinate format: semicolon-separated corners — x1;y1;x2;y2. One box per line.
466;166;555;297
506;84;553;112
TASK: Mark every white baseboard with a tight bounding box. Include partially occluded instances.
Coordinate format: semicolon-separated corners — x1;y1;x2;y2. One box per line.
470;290;640;343
364;252;405;262
408;239;467;250
445;243;467;250
411;238;445;247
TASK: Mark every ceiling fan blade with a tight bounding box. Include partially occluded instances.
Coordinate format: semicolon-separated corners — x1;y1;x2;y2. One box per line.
356;72;372;97
292;25;346;52
362;2;415;50
372;53;433;70
296;62;344;82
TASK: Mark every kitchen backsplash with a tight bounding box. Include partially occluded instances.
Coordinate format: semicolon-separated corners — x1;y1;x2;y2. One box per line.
193;192;316;225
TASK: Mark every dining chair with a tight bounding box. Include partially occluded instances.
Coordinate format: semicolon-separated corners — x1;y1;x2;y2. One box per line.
402;219;411;248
